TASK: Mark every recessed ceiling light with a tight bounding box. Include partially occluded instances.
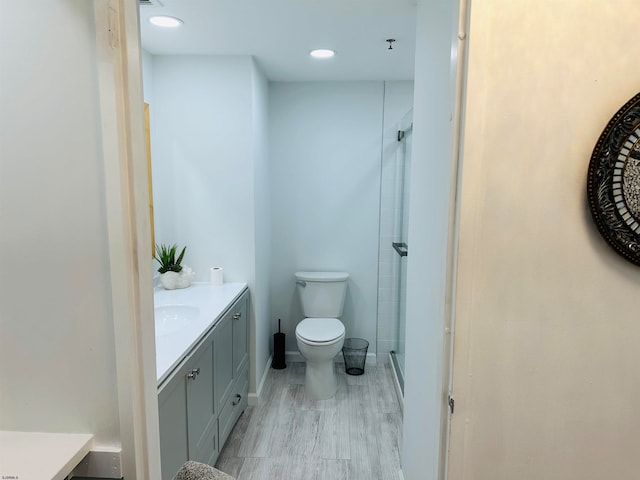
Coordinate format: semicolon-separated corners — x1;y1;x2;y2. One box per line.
149;15;183;28
310;49;335;59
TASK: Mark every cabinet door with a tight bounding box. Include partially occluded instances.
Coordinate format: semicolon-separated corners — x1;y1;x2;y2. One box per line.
214;311;234;413
232;297;249;378
158;369;188;480
186;339;217;464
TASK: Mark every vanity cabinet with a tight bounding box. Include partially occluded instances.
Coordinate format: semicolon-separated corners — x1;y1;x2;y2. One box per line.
158;289;249;480
216;297;249;447
157;323;217;479
186;340;217;464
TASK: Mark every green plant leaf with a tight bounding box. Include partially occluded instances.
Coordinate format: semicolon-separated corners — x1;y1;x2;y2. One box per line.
176;246;186;266
154;243;186;274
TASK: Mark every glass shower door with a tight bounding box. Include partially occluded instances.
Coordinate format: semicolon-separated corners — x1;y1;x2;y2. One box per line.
391;111;412;392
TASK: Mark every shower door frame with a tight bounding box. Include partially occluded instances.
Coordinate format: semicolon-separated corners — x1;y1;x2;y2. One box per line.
390;111;413;392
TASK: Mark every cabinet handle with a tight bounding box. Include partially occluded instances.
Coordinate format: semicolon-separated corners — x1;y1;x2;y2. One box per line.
232;394;242;406
187;367;200;380
233;312;241;320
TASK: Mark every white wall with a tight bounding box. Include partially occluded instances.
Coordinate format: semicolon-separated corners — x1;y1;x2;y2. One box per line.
401;0;460;478
449;1;640;479
268;82;384;352
148;55;270;392
251;61;272;389
141;49;154;104
151;55;255;281
0;0;120;445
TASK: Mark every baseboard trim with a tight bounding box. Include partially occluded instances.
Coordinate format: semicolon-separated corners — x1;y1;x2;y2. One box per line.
284;350;303;363
388;353;404;413
248;354;272;406
285;350;377;365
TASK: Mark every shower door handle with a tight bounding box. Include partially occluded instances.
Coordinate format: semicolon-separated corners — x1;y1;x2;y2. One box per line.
392;242;408;257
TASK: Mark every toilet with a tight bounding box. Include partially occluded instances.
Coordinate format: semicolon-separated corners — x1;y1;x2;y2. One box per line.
294;271;349;400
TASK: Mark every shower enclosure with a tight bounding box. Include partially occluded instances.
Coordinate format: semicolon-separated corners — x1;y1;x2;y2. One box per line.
377;109;412;393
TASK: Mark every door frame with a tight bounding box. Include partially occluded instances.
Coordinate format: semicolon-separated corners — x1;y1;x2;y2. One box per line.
440;1;472;478
100;1;474;478
94;1;161;478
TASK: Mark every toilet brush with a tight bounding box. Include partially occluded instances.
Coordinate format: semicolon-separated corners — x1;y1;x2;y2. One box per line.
271;319;286;369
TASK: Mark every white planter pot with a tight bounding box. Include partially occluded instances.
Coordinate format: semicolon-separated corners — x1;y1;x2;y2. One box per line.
159;266;195;290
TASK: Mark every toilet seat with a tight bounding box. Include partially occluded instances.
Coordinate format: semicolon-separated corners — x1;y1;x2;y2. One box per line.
295;318;345;344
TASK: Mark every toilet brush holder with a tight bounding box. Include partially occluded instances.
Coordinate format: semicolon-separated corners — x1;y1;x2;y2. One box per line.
272;319;286;370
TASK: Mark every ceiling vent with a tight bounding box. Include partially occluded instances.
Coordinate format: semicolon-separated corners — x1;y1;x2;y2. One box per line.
138;0;164;6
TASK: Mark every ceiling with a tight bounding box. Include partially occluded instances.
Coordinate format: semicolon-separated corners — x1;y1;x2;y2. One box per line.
138;0;417;82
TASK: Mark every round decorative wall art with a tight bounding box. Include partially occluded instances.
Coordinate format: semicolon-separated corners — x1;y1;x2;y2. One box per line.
587;92;640;266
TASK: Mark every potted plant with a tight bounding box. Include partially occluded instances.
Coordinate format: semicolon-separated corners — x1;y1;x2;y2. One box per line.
155;243;195;290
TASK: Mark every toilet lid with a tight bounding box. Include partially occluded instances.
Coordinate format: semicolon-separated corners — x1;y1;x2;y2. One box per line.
296;318;345;343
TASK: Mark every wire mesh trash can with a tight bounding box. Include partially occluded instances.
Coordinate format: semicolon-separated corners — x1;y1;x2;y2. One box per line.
342;338;369;375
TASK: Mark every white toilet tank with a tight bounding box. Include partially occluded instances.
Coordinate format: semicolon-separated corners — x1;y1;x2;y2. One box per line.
295;271;349;318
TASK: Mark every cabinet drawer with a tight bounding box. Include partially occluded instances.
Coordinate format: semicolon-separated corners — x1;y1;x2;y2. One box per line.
218;367;249;447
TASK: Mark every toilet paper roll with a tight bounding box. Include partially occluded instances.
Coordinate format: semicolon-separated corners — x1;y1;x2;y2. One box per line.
209;267;223;286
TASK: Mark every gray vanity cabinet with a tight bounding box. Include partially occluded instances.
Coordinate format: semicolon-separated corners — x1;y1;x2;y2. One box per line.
158;289;249;480
213;292;250;413
213;311;234;414
232;298;249;377
216;296;249;447
158;327;217;480
158;362;189;480
186;340;217;465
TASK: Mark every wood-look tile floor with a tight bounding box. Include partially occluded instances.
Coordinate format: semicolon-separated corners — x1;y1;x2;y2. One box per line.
215;361;403;480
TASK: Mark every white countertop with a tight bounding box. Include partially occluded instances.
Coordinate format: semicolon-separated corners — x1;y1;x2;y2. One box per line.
155;282;248;385
0;431;93;480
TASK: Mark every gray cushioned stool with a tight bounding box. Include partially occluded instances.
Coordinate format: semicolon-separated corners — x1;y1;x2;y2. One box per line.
173;461;236;480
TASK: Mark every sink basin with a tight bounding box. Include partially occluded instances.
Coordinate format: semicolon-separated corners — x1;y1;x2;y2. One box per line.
154;305;199;336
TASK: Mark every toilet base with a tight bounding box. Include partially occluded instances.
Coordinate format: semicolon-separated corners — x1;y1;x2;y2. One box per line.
295;330;344;401
304;359;337;400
